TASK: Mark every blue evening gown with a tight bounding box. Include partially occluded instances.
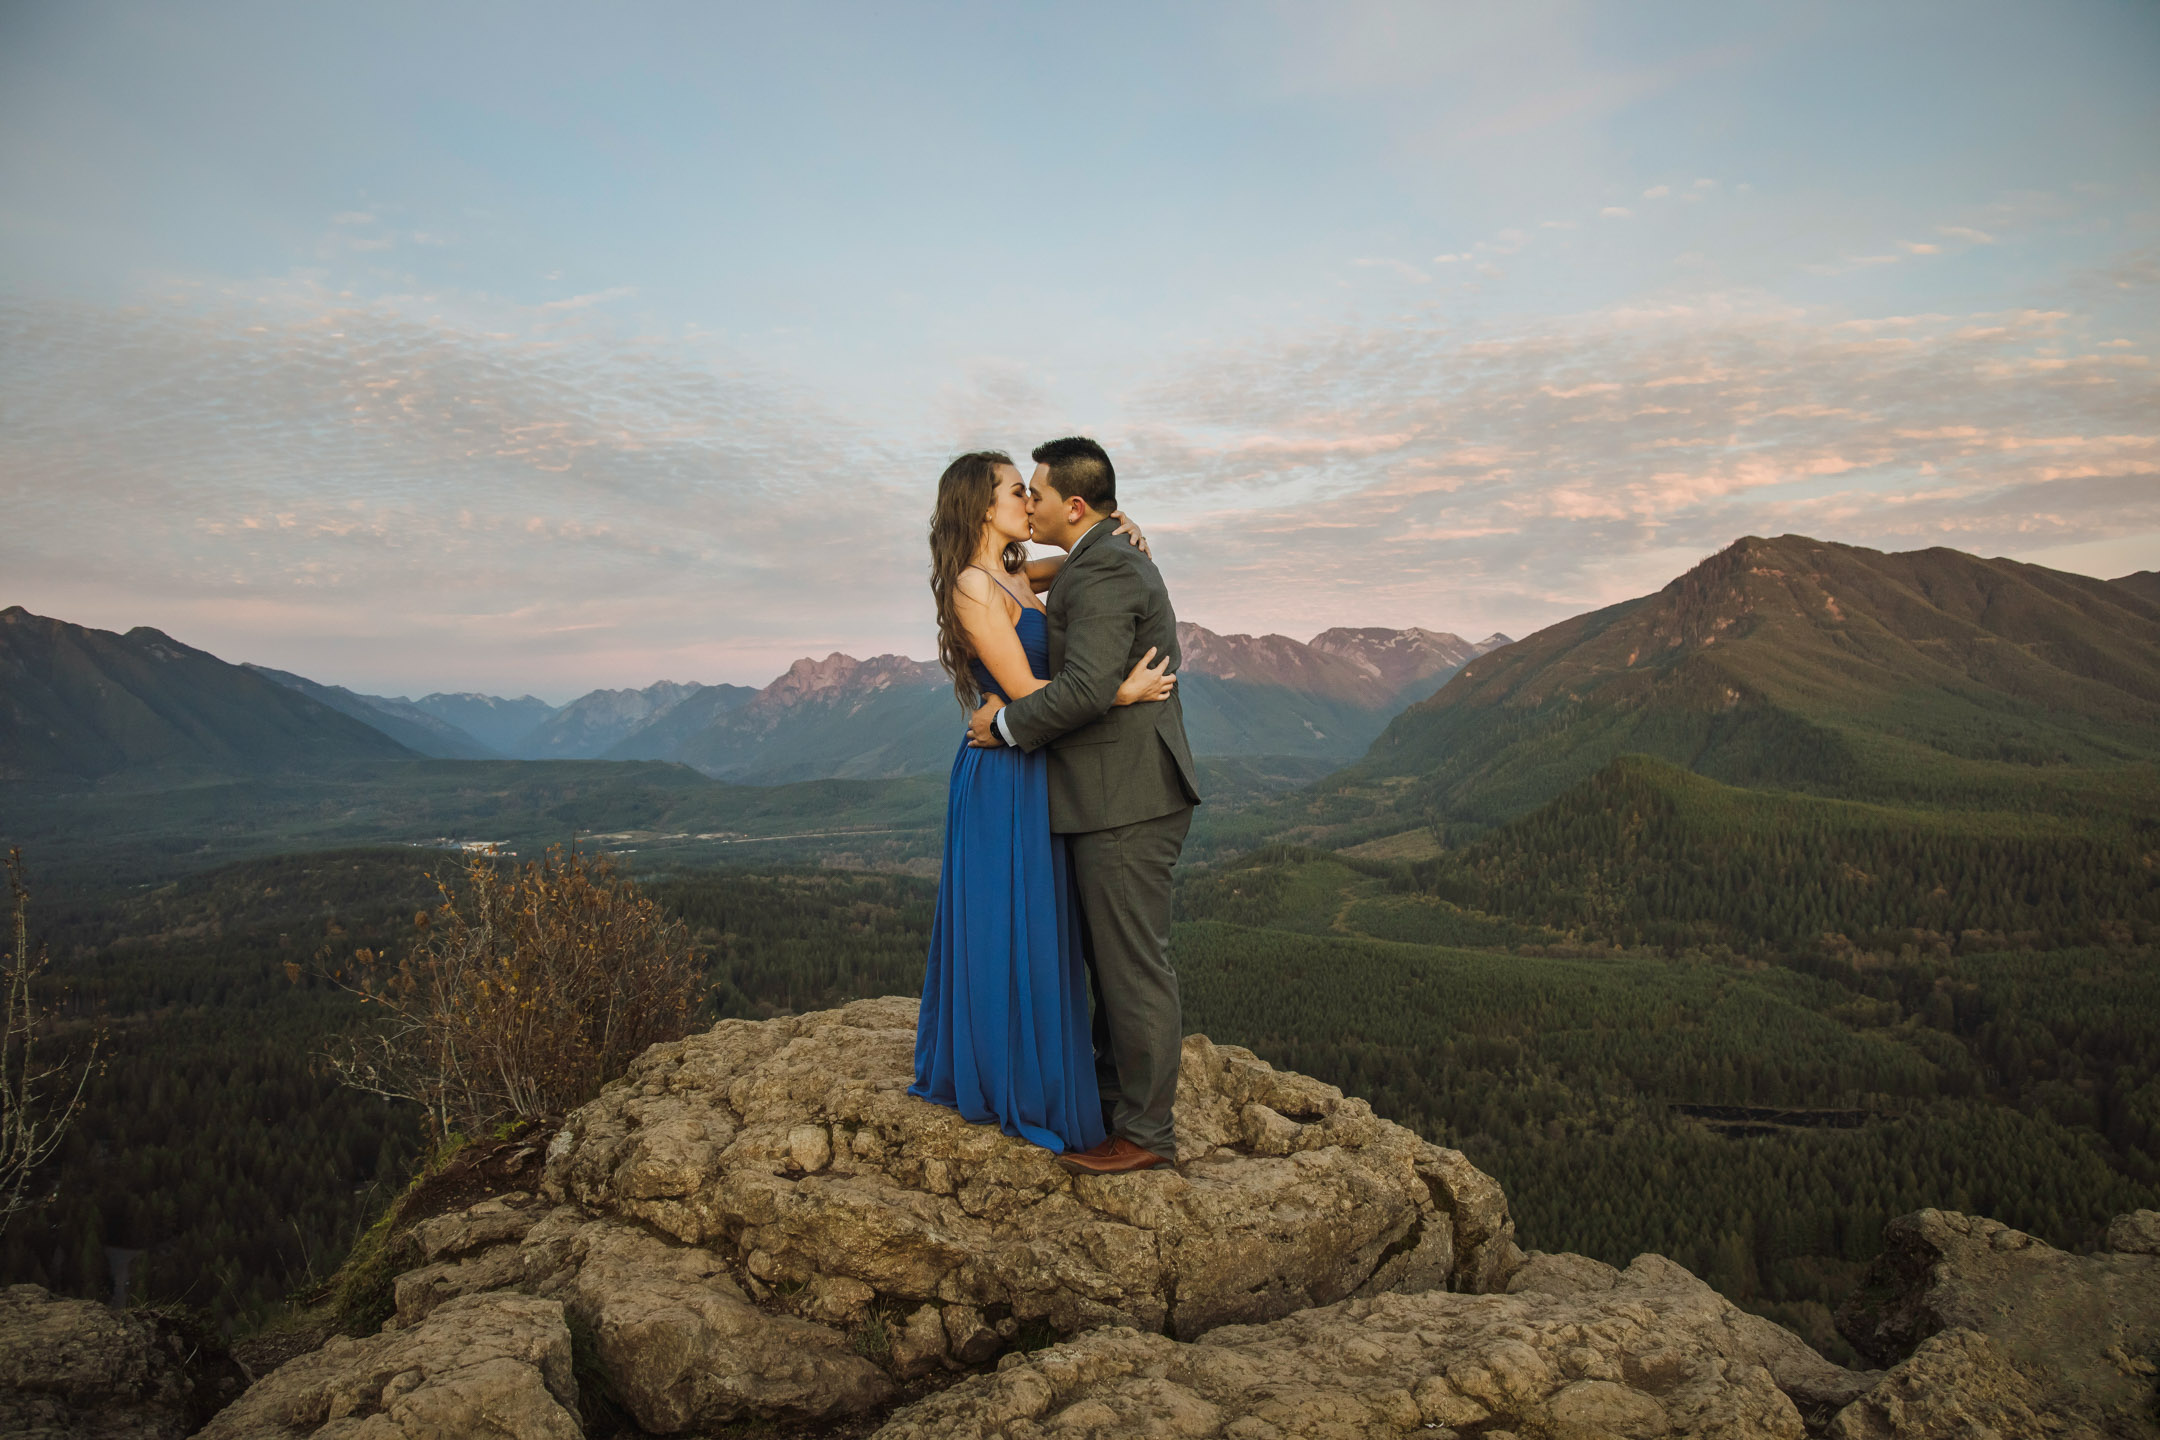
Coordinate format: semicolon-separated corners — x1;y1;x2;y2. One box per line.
910;605;1107;1154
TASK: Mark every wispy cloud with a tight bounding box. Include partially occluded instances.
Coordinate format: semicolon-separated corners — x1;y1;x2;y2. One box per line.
1115;288;2160;638
540;286;638;311
0;289;919;693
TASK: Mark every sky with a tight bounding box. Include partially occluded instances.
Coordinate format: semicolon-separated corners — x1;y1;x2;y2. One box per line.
3;1;2156;702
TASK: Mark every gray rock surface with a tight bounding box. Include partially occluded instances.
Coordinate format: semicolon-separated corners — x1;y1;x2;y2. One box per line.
543;995;1523;1344
1833;1208;2160;1437
196;1291;579;1440
2109;1208;2160;1256
0;1283;243;1440
548;1213;893;1428
872;1252;1860;1439
1827;1328;2085;1440
391;1204;895;1430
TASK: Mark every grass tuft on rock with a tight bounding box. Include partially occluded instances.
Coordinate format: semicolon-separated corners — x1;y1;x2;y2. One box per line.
326;1132;469;1335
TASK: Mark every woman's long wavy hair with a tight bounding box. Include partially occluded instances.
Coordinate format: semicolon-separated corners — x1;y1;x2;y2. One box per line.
930;450;1027;708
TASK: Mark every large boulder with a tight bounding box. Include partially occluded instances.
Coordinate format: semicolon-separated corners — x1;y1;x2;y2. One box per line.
196;1291;579;1440
543;996;1522;1343
246;996;1524;1433
1832;1208;2160;1437
0;1283;245;1439
389;1202;896;1432
1827;1328;2076;1440
872;1251;1871;1439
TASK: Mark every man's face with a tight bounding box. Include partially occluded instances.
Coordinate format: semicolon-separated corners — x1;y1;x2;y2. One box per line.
1027;463;1083;547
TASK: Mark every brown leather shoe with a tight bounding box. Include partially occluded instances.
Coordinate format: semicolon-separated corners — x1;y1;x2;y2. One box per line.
1057;1137;1175;1175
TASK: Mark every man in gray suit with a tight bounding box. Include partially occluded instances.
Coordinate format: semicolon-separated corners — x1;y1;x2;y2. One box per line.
968;436;1201;1174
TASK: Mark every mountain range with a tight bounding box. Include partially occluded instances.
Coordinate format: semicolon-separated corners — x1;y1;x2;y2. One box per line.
11;539;2152;814
1327;536;2160;843
0;605;1508;785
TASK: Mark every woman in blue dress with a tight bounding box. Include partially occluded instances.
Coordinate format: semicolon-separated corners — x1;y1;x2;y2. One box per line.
910;450;1175;1154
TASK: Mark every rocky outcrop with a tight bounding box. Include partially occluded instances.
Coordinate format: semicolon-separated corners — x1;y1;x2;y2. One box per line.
541;996;1521;1342
1831;1207;2160;1437
207;997;1525;1434
196;1291;579;1440
224;999;2160;1438
0;1283;244;1439
875;1252;1866;1439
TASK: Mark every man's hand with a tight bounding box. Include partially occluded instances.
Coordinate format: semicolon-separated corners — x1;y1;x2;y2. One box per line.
968;695;1006;748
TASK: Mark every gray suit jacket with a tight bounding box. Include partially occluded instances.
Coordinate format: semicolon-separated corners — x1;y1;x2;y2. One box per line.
1000;521;1201;833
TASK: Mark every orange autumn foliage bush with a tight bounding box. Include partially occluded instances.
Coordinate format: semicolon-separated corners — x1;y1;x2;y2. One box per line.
312;846;704;1138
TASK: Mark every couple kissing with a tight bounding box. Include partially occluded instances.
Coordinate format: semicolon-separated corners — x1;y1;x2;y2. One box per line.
908;438;1202;1175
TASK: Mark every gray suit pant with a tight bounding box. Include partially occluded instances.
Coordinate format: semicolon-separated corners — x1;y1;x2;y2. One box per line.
1068;804;1192;1158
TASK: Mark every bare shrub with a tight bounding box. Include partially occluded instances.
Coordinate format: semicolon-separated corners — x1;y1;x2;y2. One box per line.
2;848;101;1234
313;847;704;1139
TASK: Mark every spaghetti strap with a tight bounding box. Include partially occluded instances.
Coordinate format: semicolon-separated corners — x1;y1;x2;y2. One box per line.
971;565;1037;611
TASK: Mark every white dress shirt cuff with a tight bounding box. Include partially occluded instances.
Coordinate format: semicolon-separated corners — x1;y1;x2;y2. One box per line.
993;705;1016;747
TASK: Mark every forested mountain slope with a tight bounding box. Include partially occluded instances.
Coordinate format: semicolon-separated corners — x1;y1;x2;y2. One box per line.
1408;754;2159;953
245;665;499;760
0;606;416;781
1170;839;2158;1351
2113;570;2160;609
1345;535;2160;829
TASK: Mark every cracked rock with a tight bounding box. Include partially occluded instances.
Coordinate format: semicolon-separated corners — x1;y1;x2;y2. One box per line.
873;1251;1864;1439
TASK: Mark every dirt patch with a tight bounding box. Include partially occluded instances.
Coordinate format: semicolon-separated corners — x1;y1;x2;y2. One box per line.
396;1124;552;1224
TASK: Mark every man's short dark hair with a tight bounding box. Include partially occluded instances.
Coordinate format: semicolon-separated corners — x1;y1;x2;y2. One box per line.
1031;436;1116;513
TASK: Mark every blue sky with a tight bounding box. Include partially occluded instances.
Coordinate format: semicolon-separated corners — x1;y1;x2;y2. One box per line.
4;1;2156;699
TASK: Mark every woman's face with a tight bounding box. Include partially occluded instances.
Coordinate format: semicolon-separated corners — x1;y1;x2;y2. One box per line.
983;464;1031;547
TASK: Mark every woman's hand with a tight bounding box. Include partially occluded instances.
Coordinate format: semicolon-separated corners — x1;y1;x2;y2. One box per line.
1109;510;1150;557
1114;647;1177;706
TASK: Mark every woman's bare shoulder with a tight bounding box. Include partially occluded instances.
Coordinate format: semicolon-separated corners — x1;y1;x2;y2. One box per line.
954;566;1002;605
